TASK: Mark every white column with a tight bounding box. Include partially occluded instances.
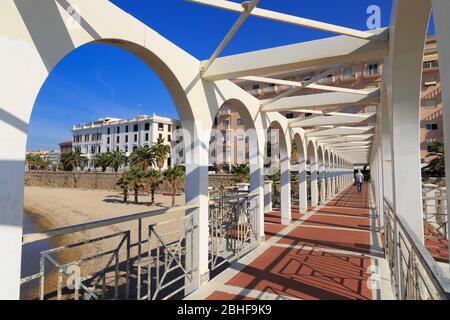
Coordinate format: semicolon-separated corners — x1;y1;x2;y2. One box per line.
311;161;318;208
433;0;450;260
298;153;308;214
264;181;273;213
249;129;265;242
280;150;291;225
184;121;210;291
386;0;431;243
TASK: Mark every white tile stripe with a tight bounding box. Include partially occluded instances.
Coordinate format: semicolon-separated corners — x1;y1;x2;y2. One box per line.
215;284;302;300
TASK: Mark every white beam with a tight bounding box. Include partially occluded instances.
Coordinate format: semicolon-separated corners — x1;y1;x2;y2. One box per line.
261;90;380;113
200;29;389;80
186;0;381;40
261;64;342;107
239;75;375;95
317;134;374;143
289;114;374;128
306;126;374;137
201;0;260;74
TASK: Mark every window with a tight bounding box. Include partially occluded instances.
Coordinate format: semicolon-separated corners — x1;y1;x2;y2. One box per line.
237;118;243;125
223;120;230;128
158;123;164;131
367;63;379;75
145;133;149;141
303;75;313;82
367;105;378;113
116;146;120;152
133;145;138;151
237;135;244;142
167;157;171;167
116;136;120;143
90;146;95;154
159;133;163;140
426;123;438;131
305;113;313;118
107;137;110;144
98;146;101;153
168;135;171;142
125;135;128;143
106;147;110;152
286;113;294;119
168;125;172;132
144;123;150;131
424;99;437;108
85;134;89;142
266;83;276;87
427;145;435;153
134;124;139;132
124;145;128;152
423;60;439;69
125;125;129;133
252;84;260;90
117;127;120;134
134;134;138;142
107;128;110;134
342;67;354;79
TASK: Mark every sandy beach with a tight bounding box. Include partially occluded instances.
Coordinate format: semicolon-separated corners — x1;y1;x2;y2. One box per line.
22;186;187;299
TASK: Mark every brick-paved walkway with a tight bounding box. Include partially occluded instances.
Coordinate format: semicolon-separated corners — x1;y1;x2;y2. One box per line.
187;184;390;300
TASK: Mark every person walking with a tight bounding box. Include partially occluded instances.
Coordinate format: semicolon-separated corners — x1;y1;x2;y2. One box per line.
355;170;364;194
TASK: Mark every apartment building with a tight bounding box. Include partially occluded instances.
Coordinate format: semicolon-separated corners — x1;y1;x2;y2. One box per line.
210;104;249;172
72;114;181;170
231;35;442;164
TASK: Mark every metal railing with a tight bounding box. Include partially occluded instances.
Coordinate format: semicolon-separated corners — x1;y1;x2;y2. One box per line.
383;199;450;300
422;185;448;242
21;204;198;300
209;192;258;276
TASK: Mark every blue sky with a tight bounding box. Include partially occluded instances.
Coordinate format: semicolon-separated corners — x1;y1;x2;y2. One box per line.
28;0;423;151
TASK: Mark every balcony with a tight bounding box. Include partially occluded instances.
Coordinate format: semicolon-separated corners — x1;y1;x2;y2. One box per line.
363;68;381;78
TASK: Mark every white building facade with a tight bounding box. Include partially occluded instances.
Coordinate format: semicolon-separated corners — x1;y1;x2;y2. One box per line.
72;114;181;170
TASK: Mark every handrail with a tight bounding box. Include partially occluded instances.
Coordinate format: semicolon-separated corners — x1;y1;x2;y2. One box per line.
22;203;199;245
384;198;450;299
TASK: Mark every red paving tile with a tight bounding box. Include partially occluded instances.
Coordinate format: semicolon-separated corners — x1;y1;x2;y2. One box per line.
303;214;370;232
278;225;371;255
264;223;286;240
207;291;256;300
315;206;371;218
265;209;304;224
226;246;372;300
215;185;376;300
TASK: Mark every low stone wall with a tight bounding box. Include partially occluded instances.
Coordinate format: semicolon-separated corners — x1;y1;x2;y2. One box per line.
25;171;237;191
25;171;123;190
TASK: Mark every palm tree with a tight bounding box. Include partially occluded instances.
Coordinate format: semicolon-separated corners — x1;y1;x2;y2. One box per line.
151;138;171;173
109;150;127;173
94;152;111;172
163;165;184;206
425;141;445;176
26;153;44;171
116;175;130;203
126;167;145;204
144;168;162;205
231;163;250;183
129;147;155;171
60;151;85;172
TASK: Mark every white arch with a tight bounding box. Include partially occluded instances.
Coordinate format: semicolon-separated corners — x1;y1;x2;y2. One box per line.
0;0;267;298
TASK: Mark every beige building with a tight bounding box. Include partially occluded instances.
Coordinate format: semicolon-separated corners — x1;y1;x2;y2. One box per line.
226;35;442;165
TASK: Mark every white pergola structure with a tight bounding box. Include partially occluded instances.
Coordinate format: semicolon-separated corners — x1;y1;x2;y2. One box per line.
0;0;449;299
